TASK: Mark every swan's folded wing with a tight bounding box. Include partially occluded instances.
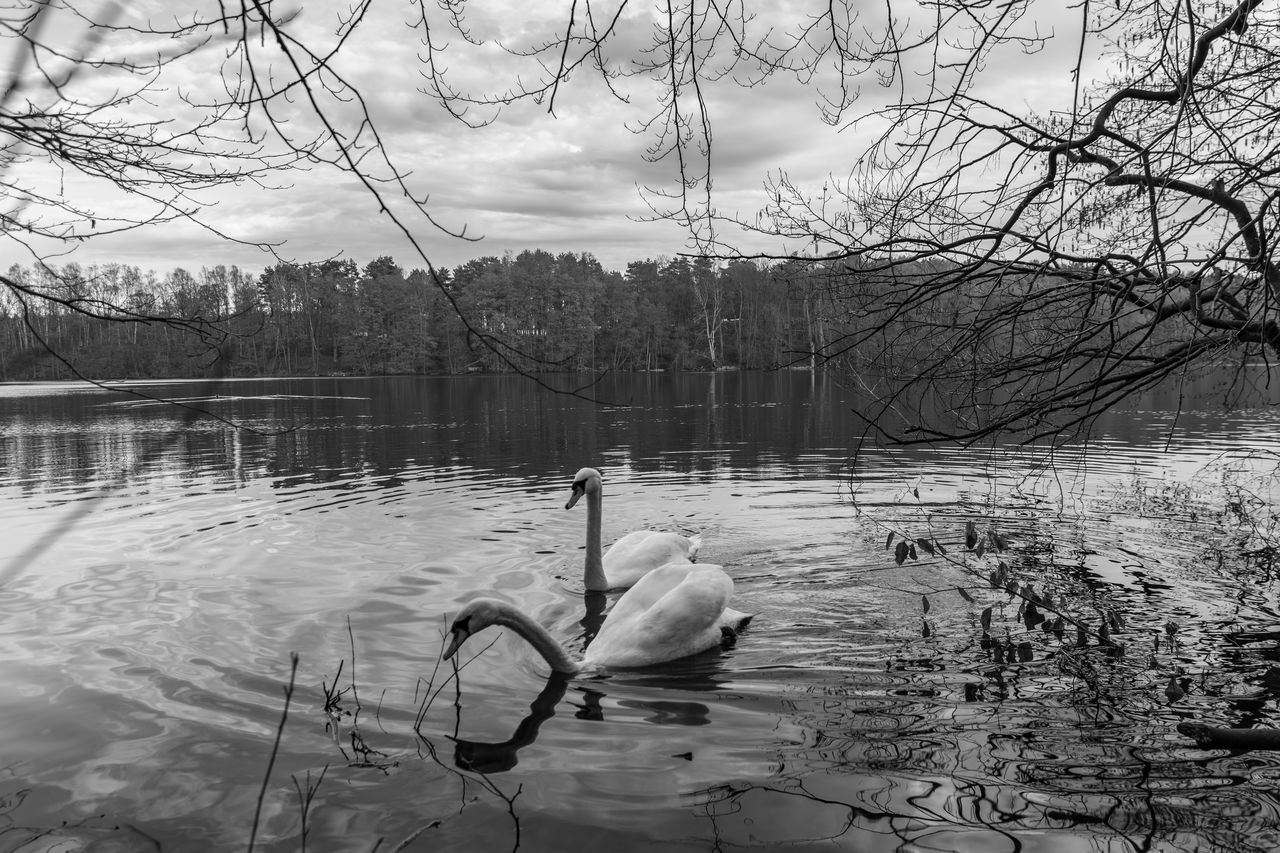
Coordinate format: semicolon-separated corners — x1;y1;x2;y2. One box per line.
604;529;663;560
639;566;734;637
604;531;698;585
605;562;708;624
587;564;734;667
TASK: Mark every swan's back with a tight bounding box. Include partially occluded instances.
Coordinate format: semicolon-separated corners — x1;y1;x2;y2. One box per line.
603;530;702;588
583;562;735;668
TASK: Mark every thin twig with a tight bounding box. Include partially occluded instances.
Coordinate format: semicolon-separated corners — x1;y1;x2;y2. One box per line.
248;652;300;853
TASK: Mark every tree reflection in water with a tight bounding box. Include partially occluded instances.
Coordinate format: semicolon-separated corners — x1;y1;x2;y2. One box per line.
670;655;1280;853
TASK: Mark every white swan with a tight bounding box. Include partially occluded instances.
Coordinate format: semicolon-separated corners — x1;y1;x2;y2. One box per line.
443;562;752;672
566;466;702;592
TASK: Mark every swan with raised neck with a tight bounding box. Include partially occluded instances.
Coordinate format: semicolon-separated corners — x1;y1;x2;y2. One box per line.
565;466;701;592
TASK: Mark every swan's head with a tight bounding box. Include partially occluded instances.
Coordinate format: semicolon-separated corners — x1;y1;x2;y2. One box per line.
443;598;504;661
565;467;603;510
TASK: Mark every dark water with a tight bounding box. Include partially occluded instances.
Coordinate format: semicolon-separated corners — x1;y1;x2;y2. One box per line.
2;371;1280;852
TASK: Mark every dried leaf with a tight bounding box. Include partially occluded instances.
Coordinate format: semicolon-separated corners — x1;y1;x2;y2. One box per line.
894;540;910;565
922;594;931;614
1018;642;1034;663
975;540;987;559
908;544;918;561
916;538;935;556
921;620;931;639
885;531;895;550
980;606;993;632
965;520;978;550
956;586;975;603
988;569;1001;588
935;541;947;555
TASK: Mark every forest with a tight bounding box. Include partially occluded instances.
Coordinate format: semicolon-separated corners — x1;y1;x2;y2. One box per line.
0;250;839;381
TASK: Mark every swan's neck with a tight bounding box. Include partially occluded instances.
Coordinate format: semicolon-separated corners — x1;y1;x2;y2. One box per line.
583;485;608;592
494;607;579;674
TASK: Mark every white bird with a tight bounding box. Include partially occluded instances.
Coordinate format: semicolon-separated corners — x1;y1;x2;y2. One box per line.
443;562;753;673
565;466;702;592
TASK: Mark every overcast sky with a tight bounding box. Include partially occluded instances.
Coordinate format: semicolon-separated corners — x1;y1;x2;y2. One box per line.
4;1;1085;279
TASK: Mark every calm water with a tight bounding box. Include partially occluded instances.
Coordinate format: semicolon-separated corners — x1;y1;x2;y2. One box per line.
2;371;1280;852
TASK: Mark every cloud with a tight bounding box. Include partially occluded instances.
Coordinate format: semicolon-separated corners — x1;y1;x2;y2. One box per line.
0;1;1097;281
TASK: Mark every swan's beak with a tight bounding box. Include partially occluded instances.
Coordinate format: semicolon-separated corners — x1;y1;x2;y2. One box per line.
565;483;585;510
443;626;469;661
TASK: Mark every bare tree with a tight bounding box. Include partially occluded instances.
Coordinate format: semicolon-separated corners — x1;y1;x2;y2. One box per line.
414;0;1280;442
760;0;1280;445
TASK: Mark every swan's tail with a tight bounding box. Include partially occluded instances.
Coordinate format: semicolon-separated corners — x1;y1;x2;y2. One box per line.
687;532;705;561
720;607;753;633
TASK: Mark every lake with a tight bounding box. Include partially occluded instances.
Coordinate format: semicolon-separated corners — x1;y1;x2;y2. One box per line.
2;370;1280;852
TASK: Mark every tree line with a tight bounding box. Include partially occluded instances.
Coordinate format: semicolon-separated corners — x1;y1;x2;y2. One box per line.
0;250;842;381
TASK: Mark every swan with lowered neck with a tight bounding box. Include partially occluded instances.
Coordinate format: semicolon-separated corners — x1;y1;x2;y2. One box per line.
443;562;752;673
566;467;702;592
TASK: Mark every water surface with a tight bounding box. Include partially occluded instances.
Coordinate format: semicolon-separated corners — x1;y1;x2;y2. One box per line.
1;371;1279;852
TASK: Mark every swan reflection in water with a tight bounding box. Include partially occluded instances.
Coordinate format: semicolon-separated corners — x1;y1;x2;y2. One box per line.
578;590;608;648
449;672;720;773
450;672;577;774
